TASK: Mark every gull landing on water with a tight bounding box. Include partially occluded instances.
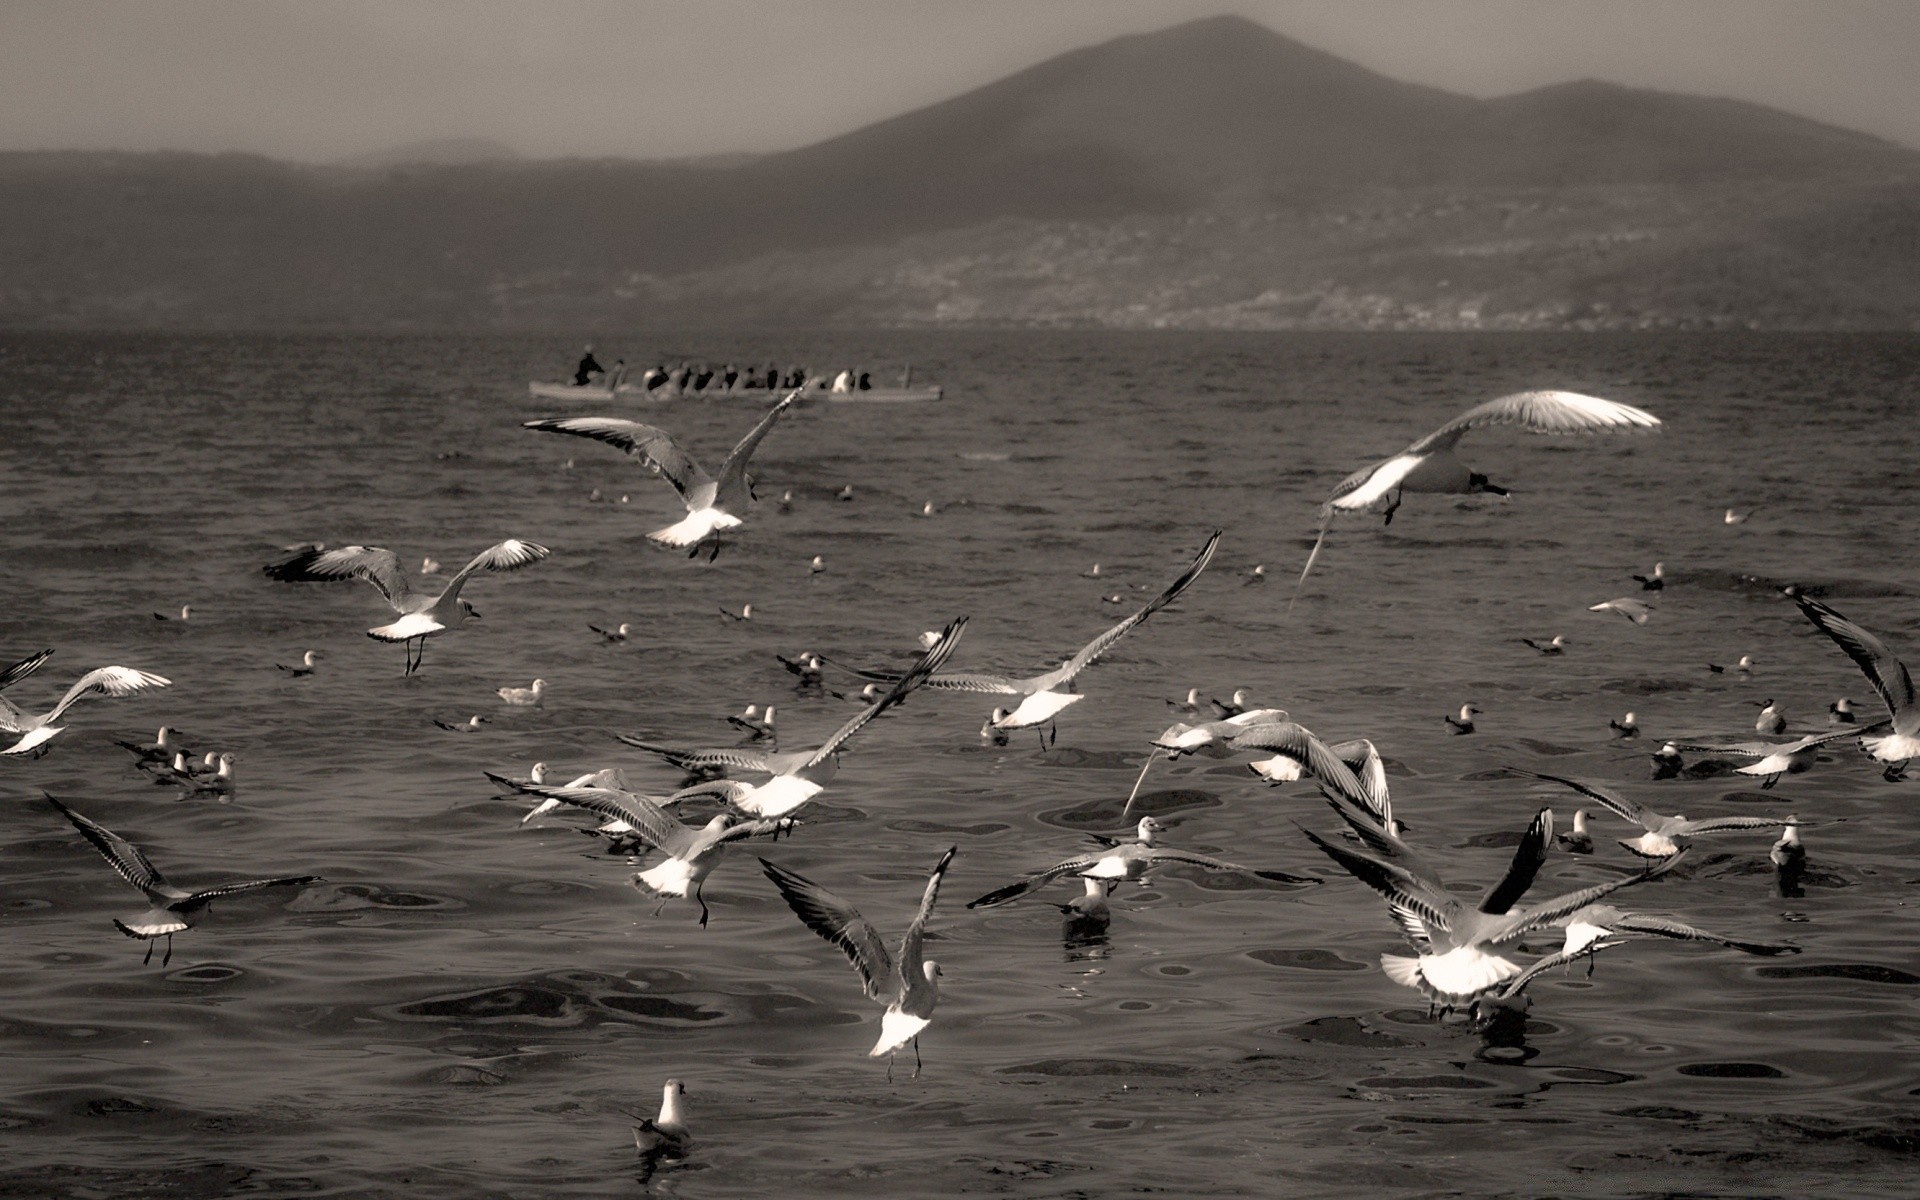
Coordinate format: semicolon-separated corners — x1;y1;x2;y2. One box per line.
761;846;957;1079
264;539;550;675
1791;592;1920;779
523;391;797;559
0;666;172;756
46;795;321;966
1292;391;1661;609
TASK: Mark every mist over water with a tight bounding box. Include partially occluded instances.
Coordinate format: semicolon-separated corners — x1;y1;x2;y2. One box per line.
2;329;1918;1197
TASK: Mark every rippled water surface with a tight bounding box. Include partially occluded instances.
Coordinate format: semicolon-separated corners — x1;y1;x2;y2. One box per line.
2;330;1919;1197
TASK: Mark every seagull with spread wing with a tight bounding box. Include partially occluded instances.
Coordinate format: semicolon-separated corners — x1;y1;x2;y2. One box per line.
966;815;1314;909
1292;391;1662;608
834;532;1220;748
523;390;797;556
1;665;171;756
760;846;957;1078
514;781;790;926
46;795;321;965
618;618;966;818
1791;592;1920;779
263;539;550;674
1511;768;1803;858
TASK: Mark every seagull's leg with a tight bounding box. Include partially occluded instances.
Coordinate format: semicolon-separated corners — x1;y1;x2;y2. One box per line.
143;940;155;966
1762;774;1778;790
1382;489;1402;526
696;884;711;929
912;1037;923;1078
885;1052;895;1084
162;935;173;967
650;897;670;918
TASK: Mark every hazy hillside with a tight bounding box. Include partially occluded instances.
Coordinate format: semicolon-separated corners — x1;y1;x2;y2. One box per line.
2;15;1916;330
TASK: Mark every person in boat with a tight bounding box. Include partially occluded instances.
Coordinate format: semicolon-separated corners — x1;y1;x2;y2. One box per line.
667;364;689;391
693;365;715;391
642;365;666;391
785;366;806;388
742;365;763;390
831;368;853;394
572;345;604;386
857;370;871;391
721;363;739;391
607;359;628;392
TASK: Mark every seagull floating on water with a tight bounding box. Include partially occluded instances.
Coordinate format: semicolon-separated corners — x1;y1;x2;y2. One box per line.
1445;704;1479;735
1754;699;1787;735
0;666;172;756
1707;655;1755;674
523;392;796;557
498;679;546;706
1558;809;1594;854
264;539;550;675
435;715;491;733
589;622;633;642
1610;712;1640;739
46;795;321;966
1293;391;1661;608
760;846;957;1078
1632;562;1666;591
1829;698;1857;725
727;704;776;740
1791;592;1920;779
632;1079;691;1158
153;605;192;622
1522;636;1566;655
276;650;321;676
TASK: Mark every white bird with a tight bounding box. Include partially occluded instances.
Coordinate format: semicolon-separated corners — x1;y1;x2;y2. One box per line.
849;533;1219;748
727;704;776;740
1707;655;1756;674
1293;391;1661;606
1557;809;1594;854
1244;564;1267;585
1445;704;1479;735
1829;698;1857;725
1514;768;1803;858
152;604;192;622
719;604;753;623
1522;636;1567;655
1610;712;1639;739
434;715;491;733
632;1079;691;1157
516;782;789;925
1486;902;1797;1010
0;666;172;756
1770;819;1806;869
163;751;235;795
621;620;966;819
523;392;796;556
808;555;825;576
46;795;321;966
967;816;1311;908
589;622;633;642
276;650;321;676
1632;562;1666;591
264;539;551;675
1207;688;1254;719
498;678;546;706
1793;593;1920;778
760;845;957;1078
421;557;442;575
1668;724;1877;788
115;723;183;763
1166;687;1206;712
1151;708;1292;758
1305;809;1675;1007
1589;597;1653;624
1724;507;1755;525
1754;699;1787;735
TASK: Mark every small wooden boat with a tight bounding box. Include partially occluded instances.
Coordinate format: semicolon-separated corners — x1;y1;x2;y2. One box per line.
528;381;942;403
806;385;943;404
526;380;664;402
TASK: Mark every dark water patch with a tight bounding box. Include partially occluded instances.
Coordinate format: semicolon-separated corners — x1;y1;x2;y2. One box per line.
886;819;1008;836
1612;1105;1705;1122
1547;1067;1639;1086
1601;678;1697;696
1384;1113;1489;1124
389;983;581;1025
1354;685;1404;696
82;1097;160;1117
434;1063;507;1087
999;1058;1196;1078
1775;1116;1920;1154
1039;789;1220;830
1513;738;1586;756
165;963;244;984
1283;1016;1420;1048
1031;748;1138;770
0;1164;258;1198
1757;963;1920;985
1358;1074;1496;1090
289;883;466;912
1677;1062;1785;1079
596;995;726;1023
1250;948;1370;972
1464;829;1526;848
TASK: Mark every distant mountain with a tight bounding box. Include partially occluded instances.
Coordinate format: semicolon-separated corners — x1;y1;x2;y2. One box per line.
1;14;1916;329
337;137;522;168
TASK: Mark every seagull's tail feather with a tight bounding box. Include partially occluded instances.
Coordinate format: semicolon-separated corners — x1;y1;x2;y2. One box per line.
1290;510;1334;615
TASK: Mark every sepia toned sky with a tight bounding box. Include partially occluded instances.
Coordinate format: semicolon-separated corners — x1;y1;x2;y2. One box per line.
4;0;1918;162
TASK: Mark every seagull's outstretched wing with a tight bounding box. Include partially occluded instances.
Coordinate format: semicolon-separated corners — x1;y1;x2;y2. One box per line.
1509;768;1652;830
1407;391;1663;456
1794;594;1916;727
43;668;172;725
438;539;551;601
183;875;324;907
1608;910;1799;955
715;392;799;498
897;846;958;987
47;795;167;897
1036;531;1220;690
516;784;694;855
614;737;774;774
760;858;894;1001
0;649;53;693
1478;808;1553;916
264;544;415;608
523;417;712;505
806;617;967;767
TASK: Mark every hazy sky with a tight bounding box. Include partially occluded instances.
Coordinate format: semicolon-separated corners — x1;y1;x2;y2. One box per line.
4;0;1918;162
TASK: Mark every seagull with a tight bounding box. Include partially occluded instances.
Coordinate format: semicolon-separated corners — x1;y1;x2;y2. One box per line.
1829;698;1857;725
1770;819;1806;869
46;795;321;966
1557;809;1594;854
420;556;442;575
162;751;235;795
808;555;825;576
276;650;321;676
1215;723;1386;814
116;724;184;763
589;622;633;642
1512;768;1803;858
153;605;192;622
263;539;551;675
1150;709;1292;758
1445;704;1479;735
966;816;1312;908
524;393;797;556
1207;688;1254;719
1610;712;1639;738
1791;592;1920;779
1081;564;1101;579
727;704;776;740
620;619;966;819
1632;562;1666;591
1707;656;1756;674
1244;564;1267;585
0;666;172;756
498;678;546;706
1304;810;1676;1007
481;761;549;794
835;485;855;502
515;782;789;926
1522;636;1566;655
1650;742;1684;779
760;846;957;1078
434;715;491;733
1166;687;1206;712
1667;723;1881;788
719;604;753;622
776;652;825;689
918;502;935;517
1293;391;1661;607
1754;699;1787;735
0;648;53;693
1724;507;1756;525
1589;597;1653;624
632;1079;691;1158
842;533;1220;748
